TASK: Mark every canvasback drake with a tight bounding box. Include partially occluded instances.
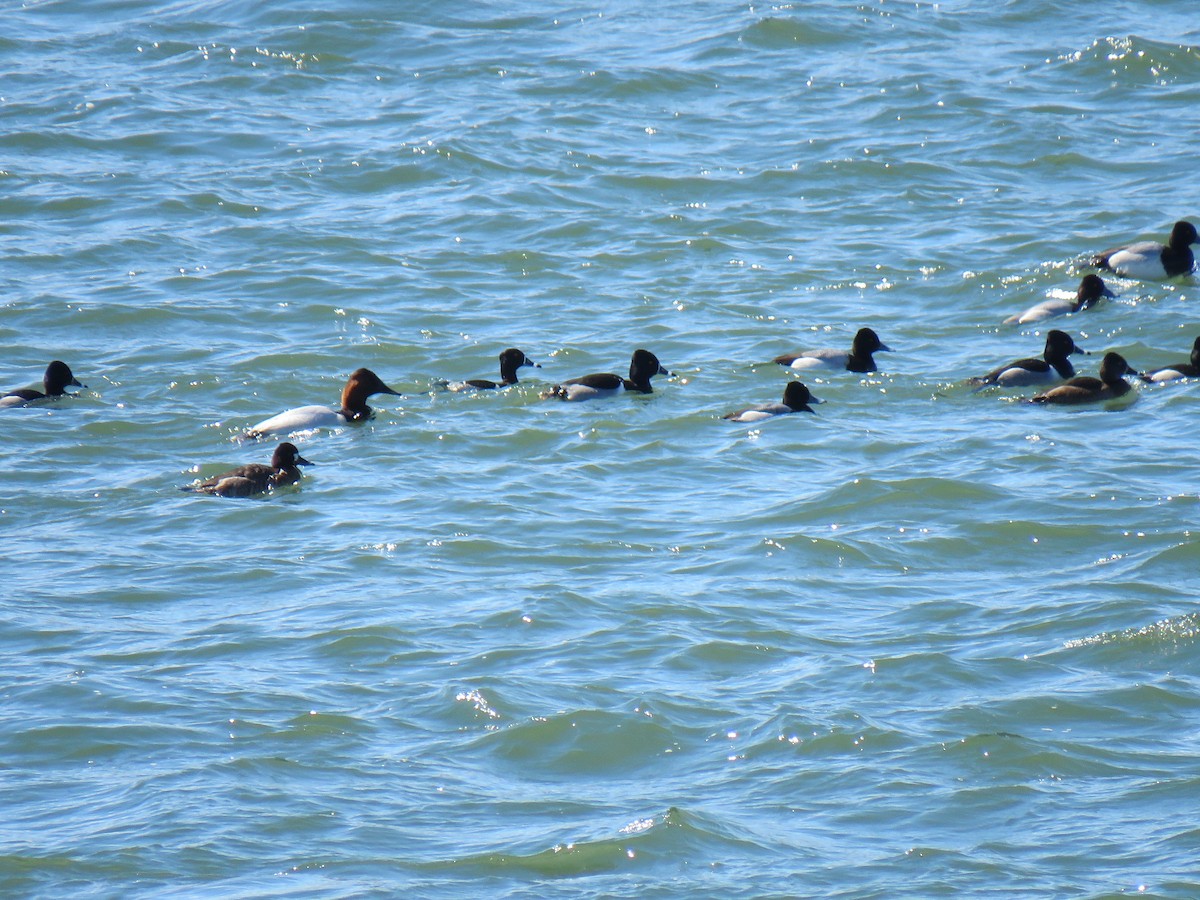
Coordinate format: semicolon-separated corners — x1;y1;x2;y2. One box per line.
184;441;313;498
970;330;1088;388
1031;352;1139;405
1092;220;1197;279
1003;274;1113;325
1;360;85;409
542;348;671;401
448;348;539;391
1141;336;1200;383
773;327;890;373
724;381;821;422
245;367;401;438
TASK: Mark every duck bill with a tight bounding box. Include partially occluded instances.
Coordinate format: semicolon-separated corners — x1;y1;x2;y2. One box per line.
296;456;315;467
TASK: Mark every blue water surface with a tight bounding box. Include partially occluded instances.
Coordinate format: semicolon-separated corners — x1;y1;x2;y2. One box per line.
2;1;1200;896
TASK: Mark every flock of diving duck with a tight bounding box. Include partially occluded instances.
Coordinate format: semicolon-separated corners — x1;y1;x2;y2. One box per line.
4;220;1196;498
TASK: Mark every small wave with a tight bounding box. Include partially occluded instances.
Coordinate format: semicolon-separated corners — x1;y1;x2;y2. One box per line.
547;66;717;99
1055;35;1200;85
429;806;774;878
935;730;1131;780
663;637;785;675
741;16;848;49
1064;613;1200;651
469;707;680;776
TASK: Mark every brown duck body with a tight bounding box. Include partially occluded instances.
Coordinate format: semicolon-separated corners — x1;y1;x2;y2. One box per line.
1032;352;1138;405
186;442;314;497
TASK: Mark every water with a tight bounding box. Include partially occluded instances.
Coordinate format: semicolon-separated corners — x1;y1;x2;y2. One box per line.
3;1;1200;896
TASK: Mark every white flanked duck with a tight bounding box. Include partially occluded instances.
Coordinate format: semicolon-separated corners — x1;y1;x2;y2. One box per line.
244;367;401;438
1092;220;1197;279
724;381;821;423
448;348;539;391
970;330;1087;388
1141;336;1200;383
1;361;85;409
773;327;890;373
543;349;671;401
1004;275;1113;325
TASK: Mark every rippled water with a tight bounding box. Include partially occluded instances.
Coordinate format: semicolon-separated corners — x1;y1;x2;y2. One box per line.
3;1;1200;896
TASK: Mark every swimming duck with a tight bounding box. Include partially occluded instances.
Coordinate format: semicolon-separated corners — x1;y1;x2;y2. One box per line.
1003;274;1113;325
970;330;1088;388
542;349;671;401
184;442;313;498
1031;352;1139;405
724;381;821;422
1092;220;1197;279
245;367;401;437
448;348;539;391
0;360;85;409
1141;336;1200;383
773;327;890;373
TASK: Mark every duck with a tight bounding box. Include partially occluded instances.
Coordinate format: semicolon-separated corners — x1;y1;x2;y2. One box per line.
1003;274;1113;325
1141;336;1200;383
184;442;314;498
447;348;539;391
970;330;1088;388
1031;352;1139;405
724;381;821;422
542;349;672;401
244;367;401;438
1092;220;1197;279
772;327;890;373
1;360;85;409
